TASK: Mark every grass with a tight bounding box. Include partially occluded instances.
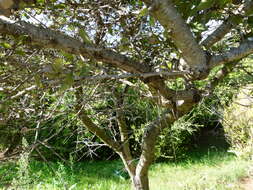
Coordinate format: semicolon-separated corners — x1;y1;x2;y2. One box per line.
0;149;251;190
150;149;250;190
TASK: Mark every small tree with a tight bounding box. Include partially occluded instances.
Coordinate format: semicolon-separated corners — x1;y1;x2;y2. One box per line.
1;0;253;189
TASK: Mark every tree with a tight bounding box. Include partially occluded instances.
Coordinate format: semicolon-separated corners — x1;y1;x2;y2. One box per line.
1;0;253;189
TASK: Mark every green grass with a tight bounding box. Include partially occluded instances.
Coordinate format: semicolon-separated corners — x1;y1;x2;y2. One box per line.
149;150;250;190
0;149;251;190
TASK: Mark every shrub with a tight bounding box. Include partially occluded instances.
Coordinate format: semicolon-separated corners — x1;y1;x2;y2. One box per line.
155;115;200;161
223;85;253;159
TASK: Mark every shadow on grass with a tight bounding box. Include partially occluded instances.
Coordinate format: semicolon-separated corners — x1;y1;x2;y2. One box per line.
0;149;235;189
0;159;130;189
173;123;234;165
0;137;236;190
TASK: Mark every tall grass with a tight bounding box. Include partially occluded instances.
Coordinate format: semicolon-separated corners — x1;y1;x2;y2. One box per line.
0;149;251;190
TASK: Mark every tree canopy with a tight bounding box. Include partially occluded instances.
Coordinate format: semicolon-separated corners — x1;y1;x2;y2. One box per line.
1;0;253;190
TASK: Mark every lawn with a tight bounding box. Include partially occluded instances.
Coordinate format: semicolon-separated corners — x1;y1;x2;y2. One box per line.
0;149;251;190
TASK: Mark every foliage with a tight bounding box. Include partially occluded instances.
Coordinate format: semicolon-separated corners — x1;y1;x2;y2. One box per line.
223;85;253;159
11;139;32;189
192;59;253;127
1;0;253;189
155;115;200;161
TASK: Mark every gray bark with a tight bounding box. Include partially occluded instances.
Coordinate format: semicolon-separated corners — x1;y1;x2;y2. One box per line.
132;175;149;190
143;0;207;76
0;17;150;74
134;110;175;190
0;17;202;106
209;40;253;68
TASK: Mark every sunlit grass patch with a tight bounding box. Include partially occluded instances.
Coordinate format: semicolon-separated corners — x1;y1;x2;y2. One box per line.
0;150;251;190
149;150;249;190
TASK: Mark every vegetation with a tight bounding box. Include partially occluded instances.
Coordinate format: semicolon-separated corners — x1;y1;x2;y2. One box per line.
223;84;253;159
0;149;251;190
1;0;253;190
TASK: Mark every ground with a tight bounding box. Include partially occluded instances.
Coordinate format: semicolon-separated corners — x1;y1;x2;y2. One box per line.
240;177;253;190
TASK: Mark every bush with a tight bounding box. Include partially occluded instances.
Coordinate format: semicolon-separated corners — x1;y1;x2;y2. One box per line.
223;85;253;159
155;115;200;161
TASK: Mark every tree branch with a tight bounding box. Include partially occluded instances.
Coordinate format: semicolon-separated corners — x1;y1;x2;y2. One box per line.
9;85;36;100
0;16;150;74
74;71;186;82
114;86;136;175
114;86;131;152
0;16;181;101
200;1;253;48
209;40;253;68
200;19;237;48
206;62;235;93
75;87;122;152
144;0;207;73
136;109;175;180
0;17;202;106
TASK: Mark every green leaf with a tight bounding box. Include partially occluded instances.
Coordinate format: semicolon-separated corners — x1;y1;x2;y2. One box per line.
65;73;74;86
217;0;232;7
55;4;66;9
15;49;25;56
0;42;12;49
61;73;74;91
52;58;64;73
196;0;215;11
138;8;148;18
34;75;43;88
230;15;242;25
78;64;90;76
247;16;253;27
79;29;92;44
61;51;74;61
149;16;155;26
37;0;45;3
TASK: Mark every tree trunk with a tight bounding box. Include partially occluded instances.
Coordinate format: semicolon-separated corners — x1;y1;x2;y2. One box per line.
132;174;149;190
119;153;150;190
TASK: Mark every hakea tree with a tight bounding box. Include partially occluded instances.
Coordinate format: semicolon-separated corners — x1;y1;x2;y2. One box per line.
1;0;253;189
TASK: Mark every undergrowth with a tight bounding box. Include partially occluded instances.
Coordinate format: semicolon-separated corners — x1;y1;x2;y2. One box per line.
0;149;251;190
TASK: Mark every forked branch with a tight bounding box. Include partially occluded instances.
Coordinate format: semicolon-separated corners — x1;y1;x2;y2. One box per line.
201;1;253;48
